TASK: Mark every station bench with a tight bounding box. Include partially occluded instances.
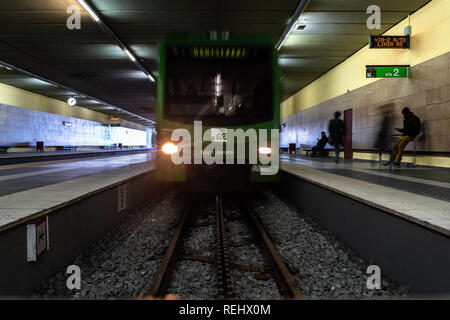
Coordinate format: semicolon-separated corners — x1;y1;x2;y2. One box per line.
300;144;313;156
99;146;115;150
280;143;298;154
300;144;333;158
379;132;424;166
280;145;331;157
55;146;77;152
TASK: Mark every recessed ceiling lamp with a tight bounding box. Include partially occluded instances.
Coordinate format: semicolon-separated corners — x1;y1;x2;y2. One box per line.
276;0;310;50
75;0;155;83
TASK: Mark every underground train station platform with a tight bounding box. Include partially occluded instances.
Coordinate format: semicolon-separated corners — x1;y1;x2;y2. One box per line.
0;147;154;165
0;0;449;308
279;154;450;294
0;151;158;294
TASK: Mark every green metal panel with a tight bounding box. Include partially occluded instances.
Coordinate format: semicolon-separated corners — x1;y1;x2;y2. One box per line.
376;66;408;78
366;65;409;78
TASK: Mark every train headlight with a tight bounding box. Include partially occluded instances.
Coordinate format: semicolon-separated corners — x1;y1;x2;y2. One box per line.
258;147;272;154
162;142;178;155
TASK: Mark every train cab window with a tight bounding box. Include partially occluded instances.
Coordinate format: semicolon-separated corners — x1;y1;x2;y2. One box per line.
164;45;274;126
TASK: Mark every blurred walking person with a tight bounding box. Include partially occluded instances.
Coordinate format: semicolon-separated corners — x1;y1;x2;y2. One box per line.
374;103;393;163
328;111;346;163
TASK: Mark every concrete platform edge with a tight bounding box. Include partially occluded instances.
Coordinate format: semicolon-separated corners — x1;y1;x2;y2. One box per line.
0;169;167;296
279;170;450;295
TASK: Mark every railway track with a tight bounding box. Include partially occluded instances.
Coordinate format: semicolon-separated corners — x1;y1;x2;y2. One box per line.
148;194;303;300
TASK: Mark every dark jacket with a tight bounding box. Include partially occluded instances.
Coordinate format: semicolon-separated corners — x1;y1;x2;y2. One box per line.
316;136;328;149
400;112;421;138
328;118;346;146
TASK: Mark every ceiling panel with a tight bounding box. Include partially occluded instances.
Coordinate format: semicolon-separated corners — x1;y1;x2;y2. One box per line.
306;0;431;12
279;0;431;100
0;0;432;123
298;11;412;24
92;0;218;11
289;23;394;35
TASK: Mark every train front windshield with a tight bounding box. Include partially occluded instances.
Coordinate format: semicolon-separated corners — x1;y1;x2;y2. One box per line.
164;45;273;126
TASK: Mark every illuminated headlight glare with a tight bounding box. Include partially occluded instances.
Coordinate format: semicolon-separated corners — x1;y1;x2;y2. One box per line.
258;147;272;154
162;142;178;155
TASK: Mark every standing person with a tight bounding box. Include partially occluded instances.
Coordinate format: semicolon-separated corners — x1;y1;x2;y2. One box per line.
311;131;328;157
328;111;346;163
384;107;421;167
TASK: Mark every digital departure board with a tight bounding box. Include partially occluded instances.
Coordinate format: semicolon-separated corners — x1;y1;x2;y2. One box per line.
369;35;410;49
366;65;409;78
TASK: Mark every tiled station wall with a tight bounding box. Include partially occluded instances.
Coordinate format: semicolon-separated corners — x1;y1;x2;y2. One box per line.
0;103;148;147
281;52;450;153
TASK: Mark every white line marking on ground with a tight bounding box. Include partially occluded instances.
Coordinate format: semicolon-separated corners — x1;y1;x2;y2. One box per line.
352;168;450;189
0;167;82;182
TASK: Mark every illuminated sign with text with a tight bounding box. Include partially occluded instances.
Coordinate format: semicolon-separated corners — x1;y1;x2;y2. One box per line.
366;65;409;78
369;35;410;49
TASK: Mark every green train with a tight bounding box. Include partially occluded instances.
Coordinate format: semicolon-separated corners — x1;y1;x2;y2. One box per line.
156;34;280;190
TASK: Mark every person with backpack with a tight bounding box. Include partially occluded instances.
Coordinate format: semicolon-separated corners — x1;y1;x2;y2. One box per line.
385;107;421;167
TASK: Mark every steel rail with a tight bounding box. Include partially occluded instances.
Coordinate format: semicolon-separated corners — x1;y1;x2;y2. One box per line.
215;195;234;299
244;204;304;299
148;202;192;297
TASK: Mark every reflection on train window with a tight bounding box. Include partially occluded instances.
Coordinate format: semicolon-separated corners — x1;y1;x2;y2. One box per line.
164;46;273;126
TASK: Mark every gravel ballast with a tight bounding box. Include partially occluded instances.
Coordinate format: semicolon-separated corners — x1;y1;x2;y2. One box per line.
252;191;409;299
32;192;183;300
31;190;409;300
167;205;217;299
224;201;281;300
167;200;282;300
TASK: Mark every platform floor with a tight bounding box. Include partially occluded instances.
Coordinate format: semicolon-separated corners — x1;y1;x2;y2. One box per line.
281;154;450;236
0;147;152;159
0;152;156;231
0;152;155;197
0;148;154;166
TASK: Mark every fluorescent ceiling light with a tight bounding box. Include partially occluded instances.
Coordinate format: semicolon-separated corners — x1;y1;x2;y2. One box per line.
0;64;13;71
74;1;156;85
25;78;55;86
276;0;310;51
123;49;136;62
277;22;301;50
76;0;100;22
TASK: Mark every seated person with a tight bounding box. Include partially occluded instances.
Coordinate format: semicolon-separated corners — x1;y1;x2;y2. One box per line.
311;131;328;157
384;107;421;167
